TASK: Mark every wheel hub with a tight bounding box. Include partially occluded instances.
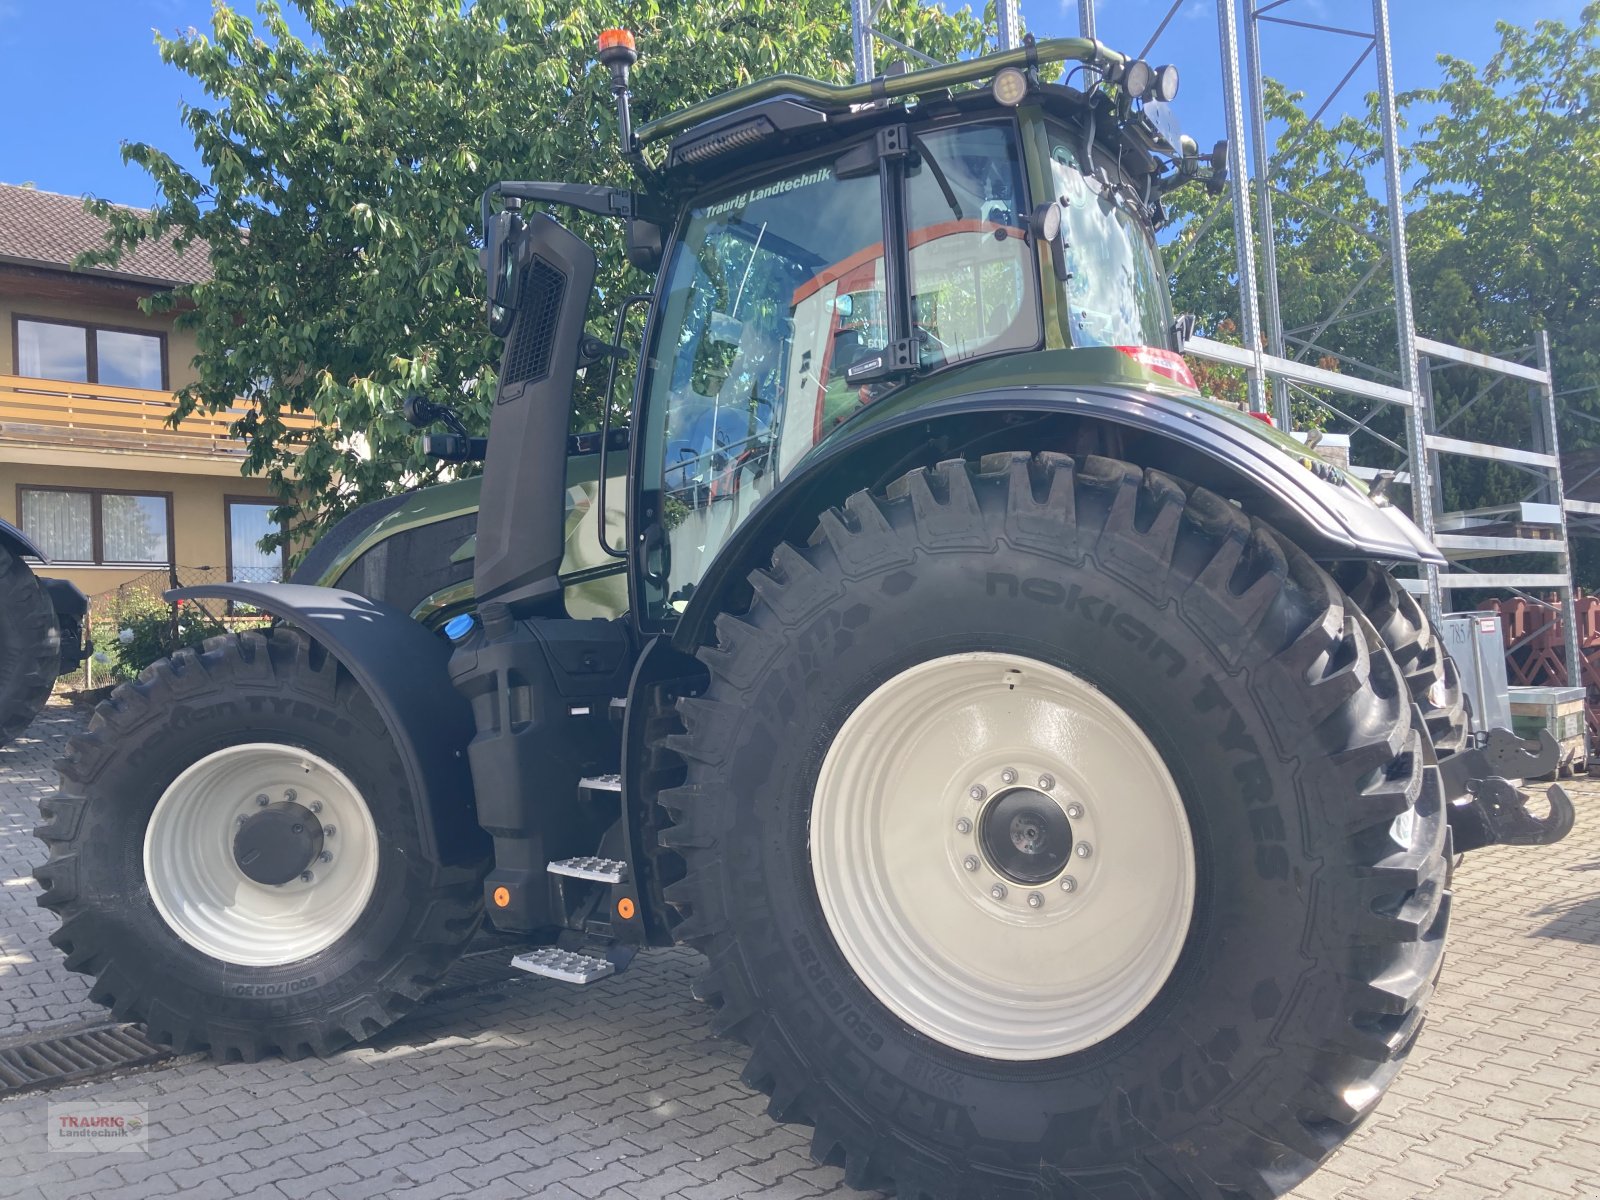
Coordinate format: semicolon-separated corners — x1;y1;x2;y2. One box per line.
810;651;1196;1060
232;801;324;886
143;744;380;967
979;787;1072;885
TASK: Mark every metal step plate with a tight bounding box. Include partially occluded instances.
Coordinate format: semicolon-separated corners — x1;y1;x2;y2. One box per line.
547;855;630;884
580;774;622;792
510;947;616;985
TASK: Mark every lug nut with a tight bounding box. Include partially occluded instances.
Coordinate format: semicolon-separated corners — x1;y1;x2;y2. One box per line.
1027;892;1043;909
955;817;972;834
1038;774;1055;791
969;784;987;802
1075;841;1093;859
309;800;322;814
1060;875;1078;892
318;851;333;864
963;855;979;872
990;883;1007;901
1001;768;1017;785
285;789;298;802
300;871;314;883
322;825;336;837
1066;803;1085;820
255;794;270;807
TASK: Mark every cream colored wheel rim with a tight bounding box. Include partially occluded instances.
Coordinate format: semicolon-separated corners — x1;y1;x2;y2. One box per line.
143;744;380;968
809;651;1195;1060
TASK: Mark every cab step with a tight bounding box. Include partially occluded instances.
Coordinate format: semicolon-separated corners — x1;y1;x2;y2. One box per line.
547;855;630;884
580;774;622;793
509;947;616;985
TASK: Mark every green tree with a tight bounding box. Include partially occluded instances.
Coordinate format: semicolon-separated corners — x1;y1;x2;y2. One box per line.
87;0;992;552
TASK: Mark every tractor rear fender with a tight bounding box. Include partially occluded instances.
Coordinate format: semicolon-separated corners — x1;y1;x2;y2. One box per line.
672;385;1443;653
0;517;46;562
168;582;489;869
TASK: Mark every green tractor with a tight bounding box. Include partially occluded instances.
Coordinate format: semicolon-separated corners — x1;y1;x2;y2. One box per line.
37;32;1572;1199
0;520;89;745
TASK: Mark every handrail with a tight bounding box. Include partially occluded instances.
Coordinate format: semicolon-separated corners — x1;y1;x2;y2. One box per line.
636;36;1121;147
0;373;318;450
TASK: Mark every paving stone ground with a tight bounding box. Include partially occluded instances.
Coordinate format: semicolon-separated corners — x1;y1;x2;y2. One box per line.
2;698;1598;1199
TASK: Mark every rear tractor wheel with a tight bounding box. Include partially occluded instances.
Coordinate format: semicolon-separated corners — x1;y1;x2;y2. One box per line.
35;630;485;1059
661;453;1449;1200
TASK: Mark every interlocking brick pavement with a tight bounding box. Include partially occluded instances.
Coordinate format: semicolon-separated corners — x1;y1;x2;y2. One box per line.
0;701;105;1034
1;698;1597;1198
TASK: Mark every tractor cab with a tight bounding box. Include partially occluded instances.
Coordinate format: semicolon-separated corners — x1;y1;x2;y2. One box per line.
478;35;1220;626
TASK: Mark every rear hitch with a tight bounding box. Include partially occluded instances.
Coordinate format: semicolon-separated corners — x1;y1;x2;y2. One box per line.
1439;727;1576;853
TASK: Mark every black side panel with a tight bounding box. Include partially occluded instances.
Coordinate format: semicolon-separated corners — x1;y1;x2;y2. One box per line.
333;513;476;621
476;214;598;612
168;583;489;868
289;492;412;588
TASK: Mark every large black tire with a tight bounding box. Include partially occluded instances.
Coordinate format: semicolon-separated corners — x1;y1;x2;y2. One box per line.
0;544;60;745
660;453;1449;1200
1335;561;1469;763
35;629;485;1060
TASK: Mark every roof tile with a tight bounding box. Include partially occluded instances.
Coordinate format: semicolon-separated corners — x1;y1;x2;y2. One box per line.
0;182;210;286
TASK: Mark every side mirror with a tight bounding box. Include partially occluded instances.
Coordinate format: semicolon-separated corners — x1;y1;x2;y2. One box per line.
1030;202;1070;283
485;207;523;336
624;219;663;272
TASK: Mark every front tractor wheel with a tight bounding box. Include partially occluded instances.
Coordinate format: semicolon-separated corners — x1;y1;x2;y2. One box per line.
35;630;485;1060
661;454;1449;1200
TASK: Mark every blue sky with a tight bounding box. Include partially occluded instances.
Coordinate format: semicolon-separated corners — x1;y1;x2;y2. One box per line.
0;0;1592;207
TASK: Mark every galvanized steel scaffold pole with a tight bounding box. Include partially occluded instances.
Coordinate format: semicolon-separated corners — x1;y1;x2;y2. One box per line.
852;0;875;84
1076;1;1095;41
852;0;1021;83
1215;0;1270;416
1371;0;1443;627
1242;6;1290;429
996;0;1022;51
1537;331;1585;690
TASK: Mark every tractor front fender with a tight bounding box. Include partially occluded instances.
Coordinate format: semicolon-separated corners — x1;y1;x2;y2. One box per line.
169;582;488;868
0;517;46;562
673;386;1443;653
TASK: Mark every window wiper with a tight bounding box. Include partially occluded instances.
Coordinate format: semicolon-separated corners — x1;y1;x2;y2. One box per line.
910;133;962;219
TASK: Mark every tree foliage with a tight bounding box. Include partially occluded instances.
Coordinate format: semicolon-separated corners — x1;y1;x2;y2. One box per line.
87;0;991;550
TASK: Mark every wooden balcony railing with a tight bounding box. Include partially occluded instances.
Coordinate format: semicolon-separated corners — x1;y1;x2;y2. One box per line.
0;373;318;456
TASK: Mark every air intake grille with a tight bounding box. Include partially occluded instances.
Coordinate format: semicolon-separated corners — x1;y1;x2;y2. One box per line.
503;257;566;386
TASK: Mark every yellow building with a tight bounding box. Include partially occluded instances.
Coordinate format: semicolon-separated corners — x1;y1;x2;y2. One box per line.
0;182;284;601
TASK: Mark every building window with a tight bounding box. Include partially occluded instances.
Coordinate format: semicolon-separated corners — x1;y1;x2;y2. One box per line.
226;498;285;584
14;316;167;390
17;487;172;566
